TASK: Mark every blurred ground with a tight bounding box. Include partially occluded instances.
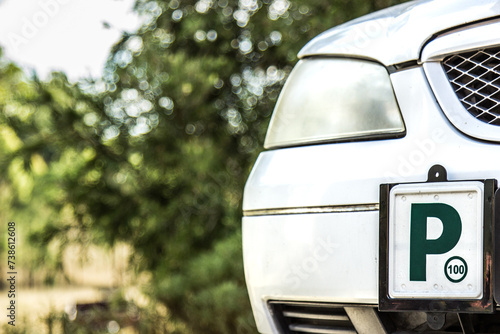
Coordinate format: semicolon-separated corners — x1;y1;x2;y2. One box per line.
0;286;103;326
0;242;137;331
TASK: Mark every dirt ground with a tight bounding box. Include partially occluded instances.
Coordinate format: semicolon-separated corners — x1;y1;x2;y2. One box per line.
0;243;136;331
0;286;103;326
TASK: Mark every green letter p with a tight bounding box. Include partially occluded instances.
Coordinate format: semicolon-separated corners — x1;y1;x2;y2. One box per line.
409;203;462;281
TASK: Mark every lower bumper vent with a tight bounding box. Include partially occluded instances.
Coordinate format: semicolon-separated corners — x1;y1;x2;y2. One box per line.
269;301;357;334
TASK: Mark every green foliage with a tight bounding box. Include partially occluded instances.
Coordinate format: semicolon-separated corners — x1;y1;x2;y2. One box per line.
0;0;408;332
96;0;408;331
155;232;253;333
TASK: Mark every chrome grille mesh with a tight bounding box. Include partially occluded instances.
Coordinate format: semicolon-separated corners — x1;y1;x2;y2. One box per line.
443;46;500;125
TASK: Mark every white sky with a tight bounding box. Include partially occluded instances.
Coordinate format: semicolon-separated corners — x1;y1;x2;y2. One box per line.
0;0;142;81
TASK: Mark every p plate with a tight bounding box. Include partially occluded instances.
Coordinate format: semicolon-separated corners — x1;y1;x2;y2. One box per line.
379;175;495;313
388;182;483;299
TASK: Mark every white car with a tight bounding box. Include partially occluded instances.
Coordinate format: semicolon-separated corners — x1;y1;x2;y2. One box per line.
242;1;500;333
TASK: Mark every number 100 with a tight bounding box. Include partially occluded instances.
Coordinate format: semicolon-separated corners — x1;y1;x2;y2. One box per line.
448;264;465;275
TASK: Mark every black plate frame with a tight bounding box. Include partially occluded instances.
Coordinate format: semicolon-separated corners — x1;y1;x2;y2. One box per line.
379;165;496;313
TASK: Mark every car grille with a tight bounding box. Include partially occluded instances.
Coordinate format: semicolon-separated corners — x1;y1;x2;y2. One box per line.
269;301;357;334
443;46;500;125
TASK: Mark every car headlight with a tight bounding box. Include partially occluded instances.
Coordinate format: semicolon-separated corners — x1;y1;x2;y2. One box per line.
264;58;405;149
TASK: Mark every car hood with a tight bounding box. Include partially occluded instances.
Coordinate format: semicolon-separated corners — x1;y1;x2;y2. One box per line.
298;0;500;66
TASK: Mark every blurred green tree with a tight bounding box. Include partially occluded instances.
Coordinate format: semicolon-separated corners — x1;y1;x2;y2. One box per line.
95;1;407;331
0;0;407;332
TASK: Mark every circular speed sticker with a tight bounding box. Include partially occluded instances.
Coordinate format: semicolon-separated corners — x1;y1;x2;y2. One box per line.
444;256;468;283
